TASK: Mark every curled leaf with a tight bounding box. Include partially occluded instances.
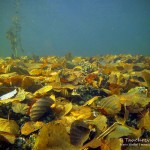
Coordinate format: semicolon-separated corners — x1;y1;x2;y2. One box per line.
30;97;54;121
0;89;17;100
70;120;90;147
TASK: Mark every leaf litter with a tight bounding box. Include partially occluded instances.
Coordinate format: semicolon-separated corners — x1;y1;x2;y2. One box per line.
0;54;150;149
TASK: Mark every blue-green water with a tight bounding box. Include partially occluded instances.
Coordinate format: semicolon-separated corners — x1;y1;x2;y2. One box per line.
0;0;150;57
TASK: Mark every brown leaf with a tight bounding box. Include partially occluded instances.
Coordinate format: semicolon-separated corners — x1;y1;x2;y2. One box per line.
30;97;54;121
21;76;35;89
70;120;90;147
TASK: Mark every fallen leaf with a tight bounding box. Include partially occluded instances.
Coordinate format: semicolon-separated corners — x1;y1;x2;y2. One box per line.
71;106;92;120
33;122;77;150
83;96;100;106
63;102;73;116
138;110;150;130
97;95;121;115
0;118;19;135
0;89;17;100
91;114;107;135
0;88;26;103
70;120;90;147
0;131;16;144
106;124;141;140
33;85;53;97
12;102;29;115
21;121;45;135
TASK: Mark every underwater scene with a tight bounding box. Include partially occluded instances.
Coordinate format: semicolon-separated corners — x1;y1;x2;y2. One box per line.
0;0;150;150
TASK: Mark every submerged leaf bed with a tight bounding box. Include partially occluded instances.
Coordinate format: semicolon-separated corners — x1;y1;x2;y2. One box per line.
0;54;150;150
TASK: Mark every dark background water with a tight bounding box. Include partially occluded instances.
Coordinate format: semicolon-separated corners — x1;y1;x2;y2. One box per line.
0;0;150;57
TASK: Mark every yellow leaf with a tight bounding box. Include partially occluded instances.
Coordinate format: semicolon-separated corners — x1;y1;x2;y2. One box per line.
104;139;122;150
50;94;55;101
83;96;100;106
33;122;77;150
97;95;121;115
0;131;16;144
12;102;29;115
92;114;107;134
0;88;26;103
139;110;150;130
0;118;19;135
63;102;73;116
33;85;52;97
21;121;45;135
106;124;141;140
142;69;150;87
71;106;92;120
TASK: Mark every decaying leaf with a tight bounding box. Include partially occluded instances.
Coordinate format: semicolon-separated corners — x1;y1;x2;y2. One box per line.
106;124;141;140
33;122;77;150
63;102;73;116
0;118;19;135
0;88;26;103
87;114;107;135
12;102;29;115
30;97;54;121
33;85;53;97
142;69;150;87
119;93;150;113
70;120;90;147
97;95;121;115
21;121;45;135
21;76;35;89
0;131;16;144
108;71;128;87
29;68;43;76
82;122;120;149
0;55;150;149
138;110;150;130
83;96;100;106
71;106;92;120
0;89;17;100
101;139;122;150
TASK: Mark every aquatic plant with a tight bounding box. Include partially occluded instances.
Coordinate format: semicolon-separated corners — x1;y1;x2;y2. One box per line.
6;0;24;58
